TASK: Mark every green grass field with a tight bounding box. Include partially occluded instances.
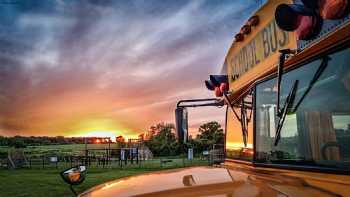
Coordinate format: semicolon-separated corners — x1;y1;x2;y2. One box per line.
0;158;209;197
0;144;211;196
0;144;119;157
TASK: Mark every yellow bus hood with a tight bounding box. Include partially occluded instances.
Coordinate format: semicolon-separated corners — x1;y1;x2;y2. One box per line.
79;165;349;197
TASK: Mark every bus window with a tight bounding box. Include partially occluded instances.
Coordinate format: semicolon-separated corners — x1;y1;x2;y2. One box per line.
225;93;253;161
255;46;350;170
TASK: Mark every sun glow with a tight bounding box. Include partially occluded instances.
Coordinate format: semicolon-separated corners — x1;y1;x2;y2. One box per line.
66;119;140;141
82;130;117;142
69;130;139;142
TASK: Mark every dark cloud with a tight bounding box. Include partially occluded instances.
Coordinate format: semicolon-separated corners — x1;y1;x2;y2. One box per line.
0;0;262;136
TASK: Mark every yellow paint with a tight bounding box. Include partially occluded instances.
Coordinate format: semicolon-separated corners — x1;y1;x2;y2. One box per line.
224;0;296;160
225;0;297;92
79;166;350;196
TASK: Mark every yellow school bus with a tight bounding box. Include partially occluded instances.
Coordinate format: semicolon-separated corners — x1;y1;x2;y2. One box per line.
221;0;350;196
77;0;350;196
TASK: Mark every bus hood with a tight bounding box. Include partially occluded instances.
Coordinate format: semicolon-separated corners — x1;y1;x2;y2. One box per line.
79;166;343;197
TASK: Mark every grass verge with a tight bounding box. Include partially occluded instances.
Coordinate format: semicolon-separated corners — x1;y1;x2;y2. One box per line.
0;159;209;197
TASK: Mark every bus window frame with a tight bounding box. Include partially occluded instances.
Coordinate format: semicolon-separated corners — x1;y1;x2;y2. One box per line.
251;40;350;175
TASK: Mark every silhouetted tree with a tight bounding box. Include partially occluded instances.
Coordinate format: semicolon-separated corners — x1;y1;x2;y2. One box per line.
192;121;224;152
145;123;180;156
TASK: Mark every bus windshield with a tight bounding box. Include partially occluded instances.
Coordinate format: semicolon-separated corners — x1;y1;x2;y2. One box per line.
255;46;350;170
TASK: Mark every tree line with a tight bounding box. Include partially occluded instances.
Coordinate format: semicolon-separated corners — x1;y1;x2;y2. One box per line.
0;136;88;148
0;121;225;156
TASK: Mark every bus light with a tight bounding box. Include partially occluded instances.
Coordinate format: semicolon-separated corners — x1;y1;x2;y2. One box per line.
275;4;322;40
300;0;349;19
247;15;259;26
234;33;244;42
219;82;229;93
205;75;229;97
205;80;215;91
240;25;251;35
215;87;223;97
318;0;349;19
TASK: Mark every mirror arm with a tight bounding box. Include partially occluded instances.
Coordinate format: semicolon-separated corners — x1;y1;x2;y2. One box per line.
176;98;222;108
223;92;241;121
224;92;252;147
70;185;77;197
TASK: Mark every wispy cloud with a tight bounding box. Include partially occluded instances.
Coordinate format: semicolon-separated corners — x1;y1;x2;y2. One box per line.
0;0;261;136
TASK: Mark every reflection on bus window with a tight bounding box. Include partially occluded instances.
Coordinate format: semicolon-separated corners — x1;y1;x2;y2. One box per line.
255;47;350;170
225;93;253;161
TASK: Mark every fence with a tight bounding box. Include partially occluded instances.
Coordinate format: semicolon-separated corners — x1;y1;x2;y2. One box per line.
0;145;224;169
11;157;209;170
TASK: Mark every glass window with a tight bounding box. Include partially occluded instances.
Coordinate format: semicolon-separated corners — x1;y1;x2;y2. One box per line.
225;92;254;161
255;47;350;170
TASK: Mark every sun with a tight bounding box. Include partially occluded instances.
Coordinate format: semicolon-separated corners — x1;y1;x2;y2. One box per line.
67;118;139;141
82;130;117;142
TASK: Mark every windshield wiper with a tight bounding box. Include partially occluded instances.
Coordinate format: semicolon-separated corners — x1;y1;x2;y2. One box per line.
291;56;330;113
274;80;298;146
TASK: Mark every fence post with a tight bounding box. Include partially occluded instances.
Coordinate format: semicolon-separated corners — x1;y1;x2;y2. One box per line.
70;156;73;167
136;148;139;164
106;148;108;166
42;156;45;169
85;149;88;166
125;151;127;166
131;149;134;165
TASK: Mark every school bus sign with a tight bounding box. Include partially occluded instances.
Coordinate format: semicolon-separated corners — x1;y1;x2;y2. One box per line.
225;0;296;91
230;20;289;80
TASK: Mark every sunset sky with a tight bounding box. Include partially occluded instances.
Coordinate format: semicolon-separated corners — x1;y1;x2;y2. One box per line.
0;0;263;138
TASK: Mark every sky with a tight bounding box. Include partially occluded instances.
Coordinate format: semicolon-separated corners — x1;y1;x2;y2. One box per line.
0;0;262;138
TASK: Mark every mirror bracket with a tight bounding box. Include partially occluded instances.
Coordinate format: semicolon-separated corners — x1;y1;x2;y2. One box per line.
175;98;223;144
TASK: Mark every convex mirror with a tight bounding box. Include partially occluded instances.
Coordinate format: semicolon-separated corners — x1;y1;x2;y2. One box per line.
60;165;86;185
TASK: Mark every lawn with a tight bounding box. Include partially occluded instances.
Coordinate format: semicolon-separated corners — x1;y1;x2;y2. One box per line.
0;158;209;197
0;144;118;157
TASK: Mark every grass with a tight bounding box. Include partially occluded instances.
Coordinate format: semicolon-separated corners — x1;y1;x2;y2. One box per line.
0;168;158;197
0;144;118;157
0;158;209;197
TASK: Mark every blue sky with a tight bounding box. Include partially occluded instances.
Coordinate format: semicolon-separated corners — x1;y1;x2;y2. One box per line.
0;0;263;137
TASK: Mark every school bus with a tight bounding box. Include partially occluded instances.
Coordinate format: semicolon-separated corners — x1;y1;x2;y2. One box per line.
75;0;350;196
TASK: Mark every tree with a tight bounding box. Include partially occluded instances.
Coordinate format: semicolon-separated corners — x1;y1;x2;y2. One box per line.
145;123;180;156
195;121;224;151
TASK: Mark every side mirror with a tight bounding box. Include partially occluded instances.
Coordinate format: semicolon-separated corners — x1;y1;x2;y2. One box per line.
60;165;86;196
175;107;188;143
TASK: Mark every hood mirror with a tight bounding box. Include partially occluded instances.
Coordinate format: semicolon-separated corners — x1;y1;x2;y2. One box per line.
60;165;86;196
175;107;188;144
